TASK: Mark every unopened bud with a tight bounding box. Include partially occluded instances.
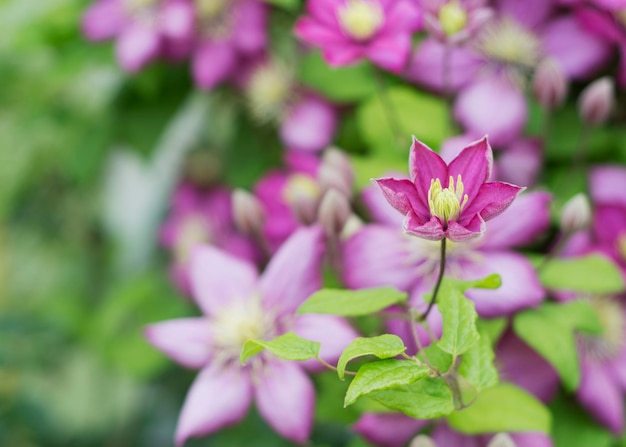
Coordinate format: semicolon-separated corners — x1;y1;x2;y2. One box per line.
232;189;266;236
323;147;355;186
409;434;437;447
318;189;352;237
318;164;352;197
578;76;614;126
487;433;517;447
560;193;591;234
532;59;567;109
340;214;363;239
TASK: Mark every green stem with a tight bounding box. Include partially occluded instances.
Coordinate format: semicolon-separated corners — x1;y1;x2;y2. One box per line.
373;69;405;150
316;356;357;376
420;238;447;321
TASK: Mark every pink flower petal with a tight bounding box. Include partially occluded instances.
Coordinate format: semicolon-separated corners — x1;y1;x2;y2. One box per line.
233;0;268;54
189;245;259;316
405;213;446;240
353;413;429;447
496;138;543;187
590;165;626;206
294;17;346;47
144;317;213;369
577;358;624;434
160;1;195;41
175;363;252;446
362;184;405;227
431;423;480;447
259;226;324;315
509;433;554;447
382;0;422;32
82;0;127;41
374;177;423;218
447;136;493;202
192;41;236;90
462;182;524;223
496;0;553;29
366;33;412;73
408;137;448;204
322;42;366;67
116;23;160;72
254;360;315;444
445;215;485;241
281;95;337;152
306;0;342;28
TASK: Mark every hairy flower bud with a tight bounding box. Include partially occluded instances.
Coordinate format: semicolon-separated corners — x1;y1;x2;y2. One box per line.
323;147;355;186
318;164;352;198
560;193;591;234
533;59;567;110
232;189;266;236
318;189;352;237
409;435;437;447
487;433;517;447
578;76;614;126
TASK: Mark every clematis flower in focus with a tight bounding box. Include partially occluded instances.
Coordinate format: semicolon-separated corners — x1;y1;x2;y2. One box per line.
146;226;358;445
294;0;422;72
374;136;523;242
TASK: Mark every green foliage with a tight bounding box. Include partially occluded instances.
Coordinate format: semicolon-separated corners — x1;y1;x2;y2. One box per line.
513;300;602;390
240;332;321;364
437;287;480;357
550;393;614;447
458;332;499;392
344;359;429;407
337;335;407;379
297;287;408;316
476;317;508;346
447;383;552;434
539;254;625;294
262;0;302;10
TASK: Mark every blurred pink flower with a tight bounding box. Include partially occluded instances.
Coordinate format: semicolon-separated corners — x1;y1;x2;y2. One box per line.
146;227;358;445
294;0;422;72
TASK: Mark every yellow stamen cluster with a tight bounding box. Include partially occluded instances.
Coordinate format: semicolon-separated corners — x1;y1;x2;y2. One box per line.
196;0;228;21
476;18;541;68
428;175;469;226
438;1;468;37
283;174;320;205
246;62;294;123
337;0;384;41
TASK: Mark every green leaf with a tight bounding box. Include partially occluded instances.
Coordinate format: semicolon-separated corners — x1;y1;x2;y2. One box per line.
539;254;624;294
298;52;377;102
513;300;601;390
437;288;480;357
337;335;407;379
550;393;613;447
345;359;429;406
357;86;450;158
418;344;453;372
458;333;499;391
262;0;301;10
448;274;502;292
297;287;408;316
447;383;551;434
476;317;508;345
240;332;320;364
369;377;454;419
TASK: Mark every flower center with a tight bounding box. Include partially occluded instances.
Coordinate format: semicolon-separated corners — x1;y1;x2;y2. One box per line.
246;62;294;123
283;173;320;206
174;215;210;262
476;18;541;69
438;1;468;37
578;296;624;361
428;175;469;226
337;0;384;41
195;0;231;37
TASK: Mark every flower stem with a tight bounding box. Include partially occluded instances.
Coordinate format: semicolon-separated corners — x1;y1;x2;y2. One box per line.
316;356;357;376
420;238;447;321
373;68;405;150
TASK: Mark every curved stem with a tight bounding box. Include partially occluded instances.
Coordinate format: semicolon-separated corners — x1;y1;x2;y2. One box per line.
316;356;357;376
420;238;447;321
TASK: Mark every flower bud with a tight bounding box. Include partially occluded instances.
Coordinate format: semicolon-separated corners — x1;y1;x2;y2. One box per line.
487;433;517;447
560;193;591;234
318;164;353;198
318;189;352;237
323;147;354;186
439;1;468;37
578;76;614;126
409;434;437;447
532;59;567;110
232;189;266;236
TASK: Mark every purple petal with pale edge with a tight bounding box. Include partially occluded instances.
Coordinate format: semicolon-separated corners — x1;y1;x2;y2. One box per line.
353;413;429;447
509;433;554;447
322;42;366;67
408;137;448;206
374;177;423;218
116;24;160;72
144;317;213;369
292;314;359;371
192;41;236;90
342;225;418;291
175;363;252;446
159;1;195;40
496;330;560;403
496;0;553;29
462;252;545;317
497;138;543;187
189;245;259;316
82;0;126;40
454;75;527;147
480;191;552;250
259;226;323;315
362;184;405;227
461;182;524;224
577;358;625;434
445;215;486;242
294;17;346;48
447;136;493;202
366;33;411;73
431;423;481;447
281;95;337;152
541;16;613;80
590;165;626;206
405;213;446;241
233;0;268;54
405;38;481;93
254;360;314;444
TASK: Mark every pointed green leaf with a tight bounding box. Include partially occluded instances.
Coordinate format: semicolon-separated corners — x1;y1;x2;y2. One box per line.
458;333;499;391
262;0;300;10
448;274;502;292
337;335;407;379
476;317;508;346
240;332;320;364
539;254;624;294
344;359;429;406
418;344;453;373
447;383;551;434
297;287;408;316
368;377;454;419
437;288;480;356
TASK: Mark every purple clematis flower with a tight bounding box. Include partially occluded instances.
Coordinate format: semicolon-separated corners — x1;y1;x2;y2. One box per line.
374;136;523;242
294;0;422;72
146;226;358;445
